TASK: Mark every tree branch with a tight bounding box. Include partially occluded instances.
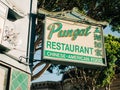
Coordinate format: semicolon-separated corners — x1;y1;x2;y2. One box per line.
32;61;45;71
32;63;51;81
72;7;109;26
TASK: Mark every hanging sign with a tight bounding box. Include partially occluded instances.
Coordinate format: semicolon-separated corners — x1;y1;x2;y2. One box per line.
42;16;106;67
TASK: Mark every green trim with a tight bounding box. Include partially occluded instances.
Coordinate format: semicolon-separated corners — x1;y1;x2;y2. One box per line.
43;50;104;64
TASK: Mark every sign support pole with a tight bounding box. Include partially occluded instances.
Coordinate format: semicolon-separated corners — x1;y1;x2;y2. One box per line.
27;0;36;72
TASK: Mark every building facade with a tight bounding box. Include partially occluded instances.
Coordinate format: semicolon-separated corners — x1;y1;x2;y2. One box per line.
31;81;62;90
0;0;37;90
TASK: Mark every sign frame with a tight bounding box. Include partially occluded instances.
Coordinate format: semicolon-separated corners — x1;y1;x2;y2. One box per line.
42;16;107;67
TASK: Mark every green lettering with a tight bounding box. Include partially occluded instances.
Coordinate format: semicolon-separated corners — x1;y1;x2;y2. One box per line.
75;45;79;52
84;47;89;54
57;42;61;50
69;44;74;52
67;30;73;37
80;46;84;53
47;41;51;49
61;43;65;50
95;49;102;56
52;42;56;49
94;34;102;41
94;41;102;48
58;30;66;37
84;47;93;54
85;26;91;36
47;22;62;39
72;29;79;40
94;27;100;33
58;30;73;37
47;23;91;40
78;29;85;36
65;44;69;51
89;48;93;54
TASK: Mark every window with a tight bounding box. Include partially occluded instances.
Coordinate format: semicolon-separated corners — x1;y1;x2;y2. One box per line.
7;8;23;21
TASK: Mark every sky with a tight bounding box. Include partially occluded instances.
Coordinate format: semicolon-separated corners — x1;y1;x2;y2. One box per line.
32;50;63;83
104;25;120;37
32;25;120;83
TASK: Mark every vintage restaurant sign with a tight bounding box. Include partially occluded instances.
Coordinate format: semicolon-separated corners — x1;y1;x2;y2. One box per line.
42;16;106;66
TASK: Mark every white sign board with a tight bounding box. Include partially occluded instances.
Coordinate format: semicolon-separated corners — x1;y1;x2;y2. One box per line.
42;17;106;66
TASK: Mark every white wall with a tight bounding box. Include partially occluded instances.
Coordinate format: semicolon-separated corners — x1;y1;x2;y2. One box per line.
0;0;37;72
